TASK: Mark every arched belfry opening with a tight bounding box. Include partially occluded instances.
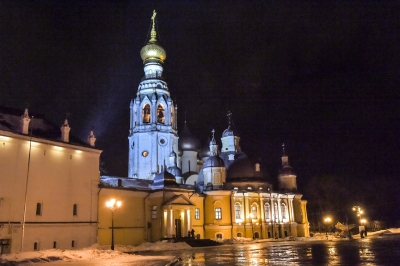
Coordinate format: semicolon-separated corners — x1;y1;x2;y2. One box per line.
143;104;151;123
157;104;165;123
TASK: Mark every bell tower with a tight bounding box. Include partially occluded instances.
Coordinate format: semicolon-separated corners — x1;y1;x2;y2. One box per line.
128;11;178;179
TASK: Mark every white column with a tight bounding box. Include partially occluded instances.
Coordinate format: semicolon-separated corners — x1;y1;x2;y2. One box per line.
184;209;189;236
166;209;171;237
289;198;295;222
277;198;282;222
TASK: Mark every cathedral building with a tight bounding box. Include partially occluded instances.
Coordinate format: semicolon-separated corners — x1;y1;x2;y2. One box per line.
97;11;309;247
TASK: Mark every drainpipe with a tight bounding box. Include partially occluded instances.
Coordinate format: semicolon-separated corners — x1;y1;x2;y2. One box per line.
21;122;33;253
144;192;151;241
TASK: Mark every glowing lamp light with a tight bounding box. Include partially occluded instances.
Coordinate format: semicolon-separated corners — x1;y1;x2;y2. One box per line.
106;199;122;250
54;146;63;150
75;150;82;153
0;136;10;141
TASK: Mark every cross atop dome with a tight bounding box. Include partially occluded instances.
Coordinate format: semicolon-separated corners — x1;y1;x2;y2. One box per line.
140;10;166;63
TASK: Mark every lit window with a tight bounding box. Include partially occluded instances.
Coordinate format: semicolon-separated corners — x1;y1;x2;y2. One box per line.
215;207;222;220
264;203;271;220
151;206;157;219
142;104;151;123
195;208;200;220
73;204;77;216
36;203;42;216
281;203;287;220
157;105;165;123
235;203;242;219
251;205;258;219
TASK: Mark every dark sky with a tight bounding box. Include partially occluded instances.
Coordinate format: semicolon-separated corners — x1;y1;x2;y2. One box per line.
1;1;399;190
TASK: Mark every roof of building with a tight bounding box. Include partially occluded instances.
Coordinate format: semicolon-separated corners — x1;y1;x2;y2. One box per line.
203;155;225;168
178;123;200;151
0;106;91;148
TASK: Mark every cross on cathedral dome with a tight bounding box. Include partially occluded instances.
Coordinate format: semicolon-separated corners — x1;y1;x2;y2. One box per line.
140;10;166;63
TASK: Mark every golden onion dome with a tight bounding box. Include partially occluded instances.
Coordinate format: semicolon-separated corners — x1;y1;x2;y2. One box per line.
140;10;166;63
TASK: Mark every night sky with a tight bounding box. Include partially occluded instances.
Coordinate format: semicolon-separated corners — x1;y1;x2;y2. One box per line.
1;1;399;201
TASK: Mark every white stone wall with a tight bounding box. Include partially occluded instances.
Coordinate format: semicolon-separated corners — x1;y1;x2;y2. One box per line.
0;131;101;253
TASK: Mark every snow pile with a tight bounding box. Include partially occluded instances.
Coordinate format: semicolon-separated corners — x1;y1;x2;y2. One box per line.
0;242;183;265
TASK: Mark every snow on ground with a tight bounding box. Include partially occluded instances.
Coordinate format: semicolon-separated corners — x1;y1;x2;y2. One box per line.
1;229;399;265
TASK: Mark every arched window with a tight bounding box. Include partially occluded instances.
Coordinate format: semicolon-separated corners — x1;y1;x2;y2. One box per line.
157;105;165;123
170;106;174;125
264;203;270;220
281;203;287;220
235;203;242;219
251;205;258;219
34;242;38;250
237;232;242;237
142;104;151;123
216;233;222;239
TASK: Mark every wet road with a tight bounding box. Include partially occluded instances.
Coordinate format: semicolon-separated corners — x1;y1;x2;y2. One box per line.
139;234;400;265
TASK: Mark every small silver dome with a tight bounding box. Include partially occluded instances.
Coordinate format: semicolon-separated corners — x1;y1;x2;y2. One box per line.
222;124;239;137
203;155;225;168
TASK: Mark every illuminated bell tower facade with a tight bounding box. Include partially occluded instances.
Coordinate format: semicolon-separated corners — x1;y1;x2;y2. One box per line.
128;11;178;179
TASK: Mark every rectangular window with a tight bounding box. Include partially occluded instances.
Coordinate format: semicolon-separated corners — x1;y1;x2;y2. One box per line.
195;208;200;220
73;204;77;216
264;204;270;220
151;206;157;219
215;207;222;220
36;203;42;216
235;205;241;219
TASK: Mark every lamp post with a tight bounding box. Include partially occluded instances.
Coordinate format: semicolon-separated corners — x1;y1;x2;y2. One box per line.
106;199;121;250
352;206;363;225
324;217;332;239
249;213;254;239
360;218;367;237
353;206;365;237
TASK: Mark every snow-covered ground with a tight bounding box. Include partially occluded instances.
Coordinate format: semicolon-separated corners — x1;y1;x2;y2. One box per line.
1;228;399;265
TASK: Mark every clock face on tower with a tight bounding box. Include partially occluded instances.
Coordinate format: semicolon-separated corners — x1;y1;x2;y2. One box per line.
142;151;149;157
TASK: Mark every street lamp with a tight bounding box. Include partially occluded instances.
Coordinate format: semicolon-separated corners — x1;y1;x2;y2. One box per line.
324;217;332;239
249;213;254;239
352;206;364;225
106;199;122;250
